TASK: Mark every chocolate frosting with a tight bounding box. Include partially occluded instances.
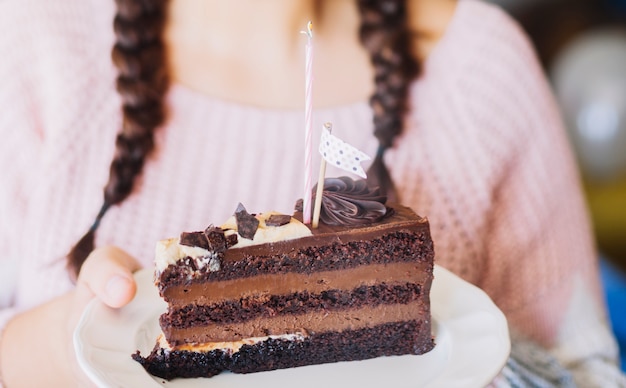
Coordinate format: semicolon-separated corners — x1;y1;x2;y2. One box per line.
305;177;389;226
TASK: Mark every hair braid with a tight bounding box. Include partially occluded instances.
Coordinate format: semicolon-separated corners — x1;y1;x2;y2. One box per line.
66;0;170;278
356;0;420;201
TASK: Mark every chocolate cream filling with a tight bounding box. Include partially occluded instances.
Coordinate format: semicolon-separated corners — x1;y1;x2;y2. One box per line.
164;300;429;346
162;261;432;305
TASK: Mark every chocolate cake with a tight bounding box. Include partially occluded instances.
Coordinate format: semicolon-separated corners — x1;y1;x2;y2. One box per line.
133;177;435;380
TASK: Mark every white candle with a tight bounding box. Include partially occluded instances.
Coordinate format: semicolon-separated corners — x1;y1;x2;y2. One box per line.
302;21;314;224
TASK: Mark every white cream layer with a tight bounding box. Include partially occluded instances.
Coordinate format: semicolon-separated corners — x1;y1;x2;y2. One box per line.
155;212;311;273
157;332;307;354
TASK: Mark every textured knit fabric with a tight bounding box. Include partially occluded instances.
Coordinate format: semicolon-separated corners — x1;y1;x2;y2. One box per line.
493;335;576;388
0;0;624;386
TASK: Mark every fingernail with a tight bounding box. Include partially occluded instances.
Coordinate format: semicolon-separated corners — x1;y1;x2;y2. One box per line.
105;275;132;304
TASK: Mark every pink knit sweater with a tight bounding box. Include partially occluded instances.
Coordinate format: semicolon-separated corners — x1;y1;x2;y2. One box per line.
0;0;622;384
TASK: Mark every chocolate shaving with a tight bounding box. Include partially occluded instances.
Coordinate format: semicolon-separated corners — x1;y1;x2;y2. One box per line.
265;214;292;227
179;231;209;250
234;203;259;240
204;225;228;253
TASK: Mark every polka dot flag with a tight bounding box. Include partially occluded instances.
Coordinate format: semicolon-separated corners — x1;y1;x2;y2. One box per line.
319;123;371;178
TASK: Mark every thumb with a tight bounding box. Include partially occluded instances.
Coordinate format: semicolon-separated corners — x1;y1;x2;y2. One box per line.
74;246;142;309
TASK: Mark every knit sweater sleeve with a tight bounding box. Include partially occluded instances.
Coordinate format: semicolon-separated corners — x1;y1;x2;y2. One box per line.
394;1;624;385
467;11;602;346
0;2;119;385
0;1;45;325
396;0;607;344
0;0;115;354
453;3;623;385
0;5;44;385
470;6;606;346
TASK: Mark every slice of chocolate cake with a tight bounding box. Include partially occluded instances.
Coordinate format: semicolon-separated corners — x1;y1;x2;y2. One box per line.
133;177;435;380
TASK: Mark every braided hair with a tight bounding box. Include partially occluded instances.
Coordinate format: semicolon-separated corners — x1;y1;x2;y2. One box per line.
357;0;420;201
66;0;169;278
66;0;419;277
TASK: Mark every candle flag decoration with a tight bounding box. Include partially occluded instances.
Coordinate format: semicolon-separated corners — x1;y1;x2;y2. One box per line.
319;124;371;178
312;122;371;228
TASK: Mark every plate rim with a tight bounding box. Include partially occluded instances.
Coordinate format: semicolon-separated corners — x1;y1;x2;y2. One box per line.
74;264;510;388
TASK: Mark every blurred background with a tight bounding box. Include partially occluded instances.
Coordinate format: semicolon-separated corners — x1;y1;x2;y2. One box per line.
488;0;626;370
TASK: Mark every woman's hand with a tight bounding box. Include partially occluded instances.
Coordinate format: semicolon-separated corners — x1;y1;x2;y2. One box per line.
0;246;141;387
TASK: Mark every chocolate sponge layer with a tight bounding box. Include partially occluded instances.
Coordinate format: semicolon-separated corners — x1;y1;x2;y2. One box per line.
133;320;434;381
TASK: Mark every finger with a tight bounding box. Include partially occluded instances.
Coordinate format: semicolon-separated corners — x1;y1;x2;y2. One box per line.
75;246;143;309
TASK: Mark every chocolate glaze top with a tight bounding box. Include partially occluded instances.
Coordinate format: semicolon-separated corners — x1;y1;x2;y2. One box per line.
224;202;430;262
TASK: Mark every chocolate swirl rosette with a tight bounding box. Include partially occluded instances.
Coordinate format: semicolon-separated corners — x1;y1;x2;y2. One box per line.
297;176;391;226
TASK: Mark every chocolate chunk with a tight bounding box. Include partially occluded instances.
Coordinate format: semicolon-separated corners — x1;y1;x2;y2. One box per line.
265;214;292;227
204;225;228;253
226;233;238;248
179;231;209;250
234;203;259;240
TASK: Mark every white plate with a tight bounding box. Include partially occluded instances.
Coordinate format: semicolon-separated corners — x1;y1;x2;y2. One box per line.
74;265;510;388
